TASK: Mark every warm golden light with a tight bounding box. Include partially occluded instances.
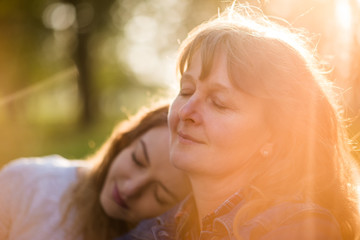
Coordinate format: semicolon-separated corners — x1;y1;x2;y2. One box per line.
335;0;352;29
358;185;360;211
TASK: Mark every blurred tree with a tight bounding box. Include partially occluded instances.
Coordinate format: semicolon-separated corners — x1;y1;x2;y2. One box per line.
64;0;116;125
0;0;49;118
0;0;359;165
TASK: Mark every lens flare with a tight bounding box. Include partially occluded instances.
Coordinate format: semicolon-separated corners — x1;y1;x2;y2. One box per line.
335;0;352;30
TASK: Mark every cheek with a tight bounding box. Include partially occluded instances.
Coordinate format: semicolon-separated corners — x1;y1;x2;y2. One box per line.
131;196;165;219
210;119;249;148
169;98;181;131
107;155;131;181
207;118;233;142
224;121;268;153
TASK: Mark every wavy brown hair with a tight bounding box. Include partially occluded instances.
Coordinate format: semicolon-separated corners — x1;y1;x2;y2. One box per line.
177;5;360;240
60;104;169;240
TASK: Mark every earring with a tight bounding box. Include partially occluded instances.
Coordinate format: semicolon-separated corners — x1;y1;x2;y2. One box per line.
260;143;273;158
261;150;269;158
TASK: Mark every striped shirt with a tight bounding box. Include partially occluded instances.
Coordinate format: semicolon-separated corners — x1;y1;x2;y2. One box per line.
174;192;244;240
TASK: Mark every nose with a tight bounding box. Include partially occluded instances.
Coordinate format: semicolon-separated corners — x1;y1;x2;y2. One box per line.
122;175;149;199
178;95;201;124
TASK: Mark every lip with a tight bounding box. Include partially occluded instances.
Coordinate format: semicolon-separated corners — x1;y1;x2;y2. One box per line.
177;131;204;144
112;184;129;209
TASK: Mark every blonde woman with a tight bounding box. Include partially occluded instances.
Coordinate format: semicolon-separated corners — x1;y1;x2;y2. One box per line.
0;105;190;240
118;5;360;240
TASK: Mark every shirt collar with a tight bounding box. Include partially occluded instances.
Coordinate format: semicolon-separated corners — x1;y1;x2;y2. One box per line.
174;190;245;238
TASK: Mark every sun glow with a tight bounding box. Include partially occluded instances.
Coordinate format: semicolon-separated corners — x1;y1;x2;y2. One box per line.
358;185;360;212
335;0;352;30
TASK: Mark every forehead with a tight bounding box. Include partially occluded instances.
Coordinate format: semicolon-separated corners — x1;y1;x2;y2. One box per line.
183;50;236;90
139;126;173;171
183;36;275;100
182;35;248;90
186;49;225;77
140;126;169;153
139;127;189;194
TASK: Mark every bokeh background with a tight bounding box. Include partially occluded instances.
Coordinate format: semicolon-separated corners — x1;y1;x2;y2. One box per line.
0;0;360;167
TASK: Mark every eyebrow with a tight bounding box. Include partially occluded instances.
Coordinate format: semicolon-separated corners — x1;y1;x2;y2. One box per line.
182;73;231;94
139;139;150;164
209;82;231;94
140;139;180;201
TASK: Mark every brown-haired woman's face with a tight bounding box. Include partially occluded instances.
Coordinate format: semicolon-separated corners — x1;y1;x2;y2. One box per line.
100;126;190;223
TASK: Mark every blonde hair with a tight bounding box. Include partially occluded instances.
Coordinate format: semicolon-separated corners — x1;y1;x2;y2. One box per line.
177;5;360;239
60;104;169;240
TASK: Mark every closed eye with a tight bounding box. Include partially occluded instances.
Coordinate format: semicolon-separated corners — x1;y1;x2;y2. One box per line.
179;74;195;97
212;98;227;110
131;152;145;168
179;88;194;97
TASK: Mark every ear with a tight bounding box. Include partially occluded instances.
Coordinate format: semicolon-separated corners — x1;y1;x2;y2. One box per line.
260;143;274;158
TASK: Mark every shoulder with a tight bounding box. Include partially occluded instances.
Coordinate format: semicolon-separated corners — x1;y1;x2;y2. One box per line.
0;155;59;181
0;155;87;200
0;155;88;239
116;204;180;240
237;202;342;240
0;155;86;180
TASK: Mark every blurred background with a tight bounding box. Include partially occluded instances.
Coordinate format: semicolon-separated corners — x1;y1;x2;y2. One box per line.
0;0;359;167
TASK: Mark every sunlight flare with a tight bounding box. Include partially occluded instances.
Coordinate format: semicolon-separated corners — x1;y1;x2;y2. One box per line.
335;0;352;30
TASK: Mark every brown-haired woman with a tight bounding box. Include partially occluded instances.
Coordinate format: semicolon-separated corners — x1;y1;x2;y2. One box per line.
0;104;190;240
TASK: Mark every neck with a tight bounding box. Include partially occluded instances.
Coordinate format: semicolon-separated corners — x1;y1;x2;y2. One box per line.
189;171;250;229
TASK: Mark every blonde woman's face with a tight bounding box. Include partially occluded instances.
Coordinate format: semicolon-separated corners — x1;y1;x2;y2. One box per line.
169;51;270;178
100;126;190;223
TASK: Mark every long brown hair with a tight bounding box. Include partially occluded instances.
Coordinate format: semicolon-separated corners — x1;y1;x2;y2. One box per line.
177;5;360;239
61;104;169;240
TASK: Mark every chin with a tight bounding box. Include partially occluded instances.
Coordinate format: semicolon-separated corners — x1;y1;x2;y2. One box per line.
170;152;195;172
100;194;118;219
104;205;127;220
100;196;112;216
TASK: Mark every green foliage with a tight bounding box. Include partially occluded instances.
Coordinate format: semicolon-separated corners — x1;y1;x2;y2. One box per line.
0;114;117;167
0;0;359;166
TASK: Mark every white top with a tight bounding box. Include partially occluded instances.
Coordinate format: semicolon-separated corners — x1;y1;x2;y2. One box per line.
0;155;89;240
